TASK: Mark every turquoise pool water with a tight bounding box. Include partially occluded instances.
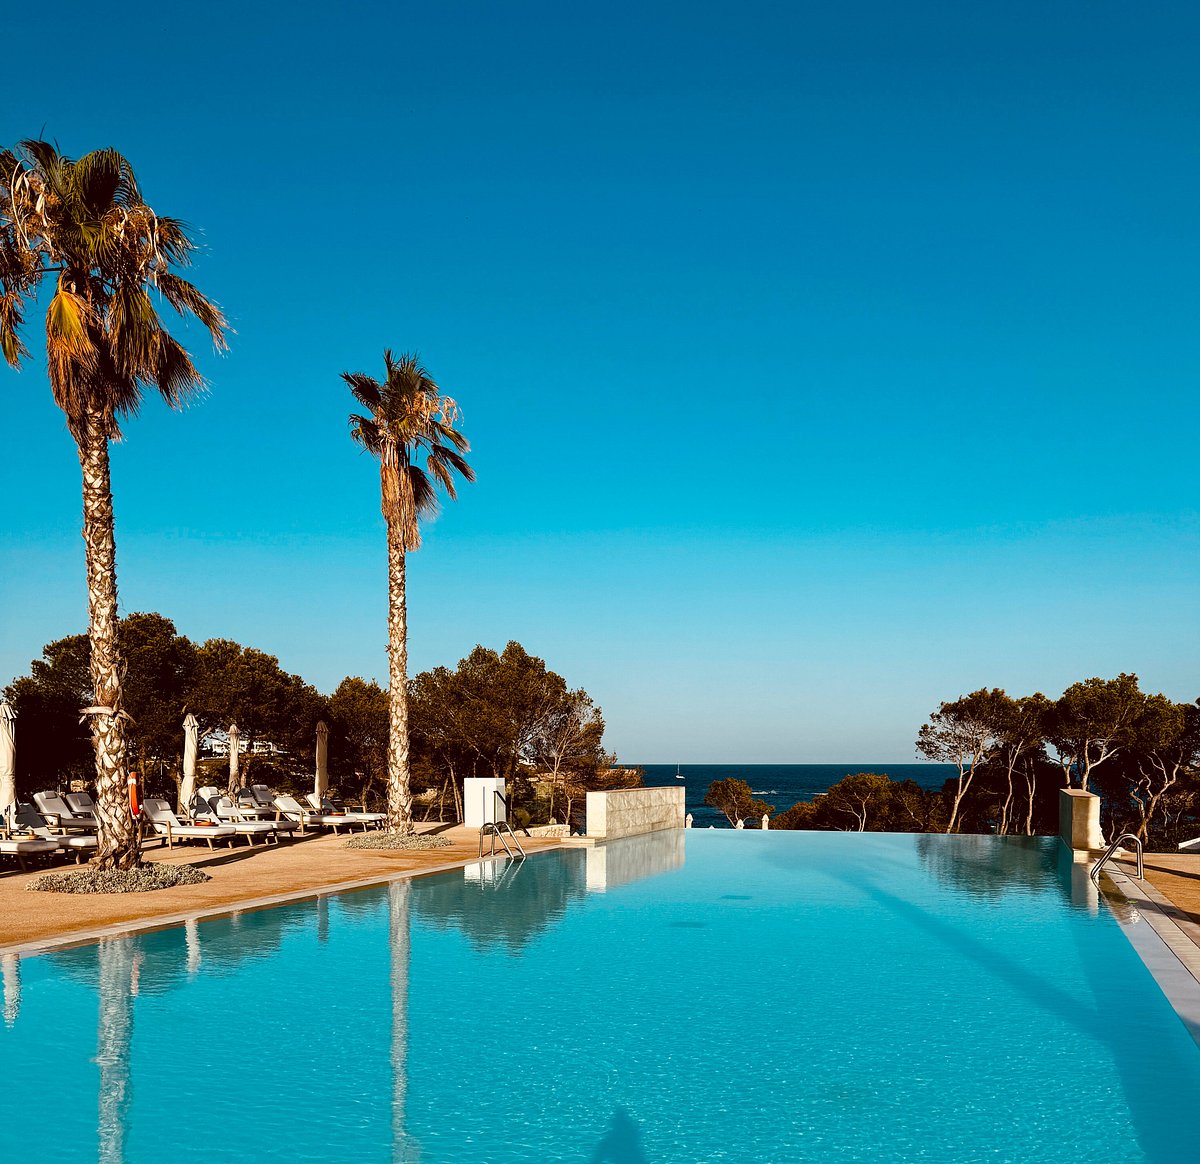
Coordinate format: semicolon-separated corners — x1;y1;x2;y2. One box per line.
3;832;1199;1163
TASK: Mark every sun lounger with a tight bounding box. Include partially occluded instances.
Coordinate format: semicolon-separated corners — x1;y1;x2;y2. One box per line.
14;804;97;862
272;794;361;835
194;796;289;845
0;835;61;871
64;791;100;818
244;785;276;810
33;791;99;831
1178;836;1200;852
305;794;385;829
210;793;298;835
143;798;237;849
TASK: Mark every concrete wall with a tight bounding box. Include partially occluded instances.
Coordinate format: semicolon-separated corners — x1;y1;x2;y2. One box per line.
1059;788;1103;852
464;778;507;829
586;785;685;840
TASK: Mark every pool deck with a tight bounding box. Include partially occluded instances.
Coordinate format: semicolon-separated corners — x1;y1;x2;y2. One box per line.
1111;851;1200;968
1128;852;1200;934
0;824;564;955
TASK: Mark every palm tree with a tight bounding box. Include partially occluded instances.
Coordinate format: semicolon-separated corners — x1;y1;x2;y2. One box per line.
0;141;227;868
344;351;473;832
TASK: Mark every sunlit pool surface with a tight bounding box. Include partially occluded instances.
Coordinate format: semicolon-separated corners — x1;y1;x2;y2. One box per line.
3;832;1200;1163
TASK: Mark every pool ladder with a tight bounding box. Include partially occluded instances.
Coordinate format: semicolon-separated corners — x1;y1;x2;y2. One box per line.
478;821;527;860
475;789;529;860
1090;833;1144;885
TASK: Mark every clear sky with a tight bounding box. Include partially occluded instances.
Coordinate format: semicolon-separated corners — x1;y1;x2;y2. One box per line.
2;1;1197;763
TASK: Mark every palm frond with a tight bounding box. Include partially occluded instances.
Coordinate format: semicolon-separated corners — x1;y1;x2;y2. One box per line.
0;291;29;366
45;284;97;368
72;149;125;219
108;282;158;374
349;413;383;453
342;371;383;412
433;418;470;453
408;464;438;520
152;216;194;265
154;271;228;349
148;330;204;407
19;139;69;188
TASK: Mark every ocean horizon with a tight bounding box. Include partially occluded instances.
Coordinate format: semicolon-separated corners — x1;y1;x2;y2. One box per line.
637;763;957;828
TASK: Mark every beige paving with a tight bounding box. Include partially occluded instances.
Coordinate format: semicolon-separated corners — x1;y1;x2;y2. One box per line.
1133;852;1200;927
1108;853;1200;961
0;824;562;954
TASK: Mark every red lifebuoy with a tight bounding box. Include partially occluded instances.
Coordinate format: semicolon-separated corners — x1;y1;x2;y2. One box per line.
128;772;141;818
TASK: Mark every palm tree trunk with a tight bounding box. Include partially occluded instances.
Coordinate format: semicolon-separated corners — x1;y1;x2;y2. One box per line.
386;520;412;832
78;412;138;869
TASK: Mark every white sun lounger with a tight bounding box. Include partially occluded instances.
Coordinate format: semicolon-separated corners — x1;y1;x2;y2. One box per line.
33;791;99;831
245;785;275;810
1178;836;1200;852
0;835;61;870
64;791;101;821
212;793;298;835
305;794;384;828
15;804;97;863
194;796;289;845
273;794;361;835
143;798;237;849
226;785;279;818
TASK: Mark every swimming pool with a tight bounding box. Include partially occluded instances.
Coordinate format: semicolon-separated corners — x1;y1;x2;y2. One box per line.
3;831;1199;1163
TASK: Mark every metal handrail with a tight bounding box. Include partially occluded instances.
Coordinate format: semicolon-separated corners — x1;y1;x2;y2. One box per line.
497;820;527;858
1090;833;1144;885
476;819;527;860
478;822;514;859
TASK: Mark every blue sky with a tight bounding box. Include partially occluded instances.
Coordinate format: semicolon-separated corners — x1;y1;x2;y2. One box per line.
2;1;1197;762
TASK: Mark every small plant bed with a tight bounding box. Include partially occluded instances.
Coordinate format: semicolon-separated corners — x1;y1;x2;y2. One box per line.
345;831;452;851
26;864;212;894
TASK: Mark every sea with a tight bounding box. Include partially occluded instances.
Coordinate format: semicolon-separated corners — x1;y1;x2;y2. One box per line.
637;763;957;828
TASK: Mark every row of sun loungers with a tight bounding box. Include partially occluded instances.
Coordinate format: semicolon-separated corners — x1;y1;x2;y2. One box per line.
1;784;388;869
1;798;98;869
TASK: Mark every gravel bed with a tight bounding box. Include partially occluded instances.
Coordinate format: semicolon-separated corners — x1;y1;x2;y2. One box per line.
27;864;212;894
345;831;453;851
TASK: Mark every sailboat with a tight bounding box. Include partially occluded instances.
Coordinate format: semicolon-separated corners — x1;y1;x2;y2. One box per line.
675;764;684;780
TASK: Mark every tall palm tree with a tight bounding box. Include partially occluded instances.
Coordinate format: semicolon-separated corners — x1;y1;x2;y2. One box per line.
344;351;473;832
0;141;227;868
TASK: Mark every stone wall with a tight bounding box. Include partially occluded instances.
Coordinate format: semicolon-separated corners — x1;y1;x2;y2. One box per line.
586;785;685;840
1059;788;1103;852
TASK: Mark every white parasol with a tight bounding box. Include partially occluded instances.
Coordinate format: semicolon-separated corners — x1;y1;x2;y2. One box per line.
180;713;199;818
314;720;329;803
228;722;240;791
0;700;15;814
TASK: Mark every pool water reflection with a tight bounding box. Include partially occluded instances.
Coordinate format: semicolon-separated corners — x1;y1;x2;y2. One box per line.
3;831;1199;1163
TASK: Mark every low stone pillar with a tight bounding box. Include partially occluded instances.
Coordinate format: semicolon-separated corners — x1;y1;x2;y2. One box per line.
1059;788;1103;853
